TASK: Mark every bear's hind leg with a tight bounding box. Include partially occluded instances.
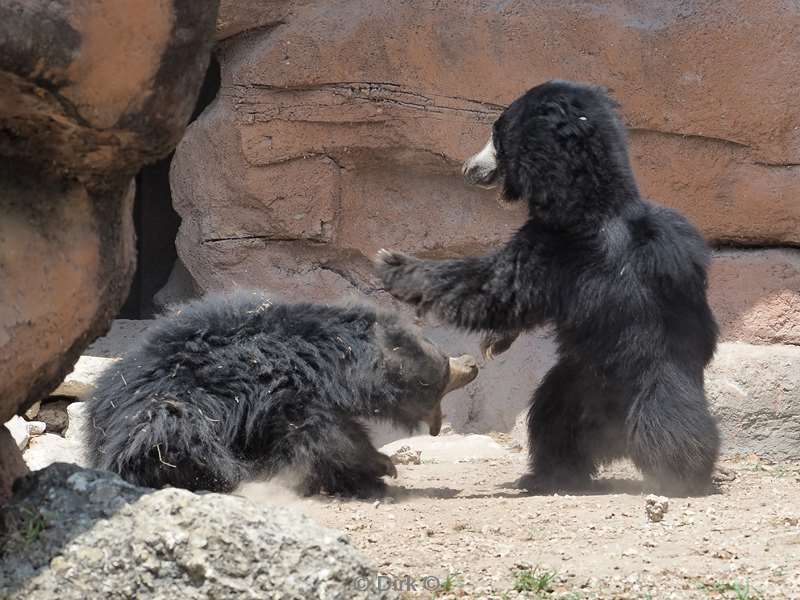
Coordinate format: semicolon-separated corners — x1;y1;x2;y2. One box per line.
627;370;720;497
521;360;598;493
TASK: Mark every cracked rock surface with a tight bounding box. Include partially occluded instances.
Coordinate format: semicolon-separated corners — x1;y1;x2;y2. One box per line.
0;463;395;600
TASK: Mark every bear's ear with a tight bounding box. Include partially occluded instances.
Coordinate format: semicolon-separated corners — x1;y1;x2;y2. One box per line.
539;100;568;121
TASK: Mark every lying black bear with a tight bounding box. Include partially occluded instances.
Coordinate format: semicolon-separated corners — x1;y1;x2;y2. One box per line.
376;80;720;496
85;291;478;497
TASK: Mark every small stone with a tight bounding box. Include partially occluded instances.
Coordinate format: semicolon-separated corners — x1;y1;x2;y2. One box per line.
389;445;422;465
64;402;88;441
25;401;41;420
27;421;47;436
37;399;70;434
4;416;30;450
645;495;669;523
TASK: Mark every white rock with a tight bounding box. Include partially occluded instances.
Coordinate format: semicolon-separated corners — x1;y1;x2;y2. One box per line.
707;342;800;460
65;401;87;441
380;433;508;463
51;356;119;399
4;416;30;450
645;495;669;523
389;445;422;465
25;401;41;419
27;421;47;436
24;433;87;471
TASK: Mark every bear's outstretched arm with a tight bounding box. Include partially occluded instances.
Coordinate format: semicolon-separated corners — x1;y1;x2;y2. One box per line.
374;236;548;333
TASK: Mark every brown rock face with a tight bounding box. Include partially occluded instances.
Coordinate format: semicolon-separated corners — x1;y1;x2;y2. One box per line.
0;173;136;424
168;2;800;457
709;250;800;346
0;0;218;498
174;0;800;345
0;1;219;183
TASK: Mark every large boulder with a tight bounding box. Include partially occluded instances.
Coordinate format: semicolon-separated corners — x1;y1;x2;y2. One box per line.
707;343;800;460
173;0;800;341
0;1;219;501
0;463;395;599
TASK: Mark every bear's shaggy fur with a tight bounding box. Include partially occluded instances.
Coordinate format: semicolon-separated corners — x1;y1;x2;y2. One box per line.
85;291;477;497
376;80;720;495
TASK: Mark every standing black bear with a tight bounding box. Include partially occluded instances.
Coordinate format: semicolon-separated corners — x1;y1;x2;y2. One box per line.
85;291;478;497
375;80;720;495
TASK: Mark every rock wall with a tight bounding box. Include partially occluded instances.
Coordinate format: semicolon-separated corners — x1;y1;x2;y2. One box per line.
0;0;219;502
170;1;800;449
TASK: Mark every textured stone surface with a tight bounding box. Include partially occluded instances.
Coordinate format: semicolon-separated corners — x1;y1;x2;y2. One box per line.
0;1;219;498
65;401;88;442
0;0;220;182
52;356;120;400
84;320;154;358
709;250;800;346
4;416;30;451
0;464;396;599
173;0;800;304
707;343;800;460
23;435;87;472
216;0;299;41
34;400;70;435
0;178;136;424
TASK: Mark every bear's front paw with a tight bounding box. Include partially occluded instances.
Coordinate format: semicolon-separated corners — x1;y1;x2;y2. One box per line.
374;248;412;271
376;452;398;479
373;248;423;305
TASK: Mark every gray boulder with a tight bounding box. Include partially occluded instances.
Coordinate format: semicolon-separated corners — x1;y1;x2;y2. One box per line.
0;463;396;599
707;342;800;460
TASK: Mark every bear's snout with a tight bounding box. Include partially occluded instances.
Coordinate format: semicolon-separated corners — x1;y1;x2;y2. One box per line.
444;354;479;394
462;134;498;188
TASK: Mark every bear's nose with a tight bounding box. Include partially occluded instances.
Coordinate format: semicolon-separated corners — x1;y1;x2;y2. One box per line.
444;354;479;393
463;162;498;187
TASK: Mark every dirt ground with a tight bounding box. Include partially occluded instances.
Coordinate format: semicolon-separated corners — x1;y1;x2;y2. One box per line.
241;442;800;600
83;321;799;599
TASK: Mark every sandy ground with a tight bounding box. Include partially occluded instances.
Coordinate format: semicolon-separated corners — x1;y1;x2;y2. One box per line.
240;440;800;600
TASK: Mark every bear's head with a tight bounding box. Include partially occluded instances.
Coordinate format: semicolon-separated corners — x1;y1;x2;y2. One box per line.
462;80;636;228
374;313;478;435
